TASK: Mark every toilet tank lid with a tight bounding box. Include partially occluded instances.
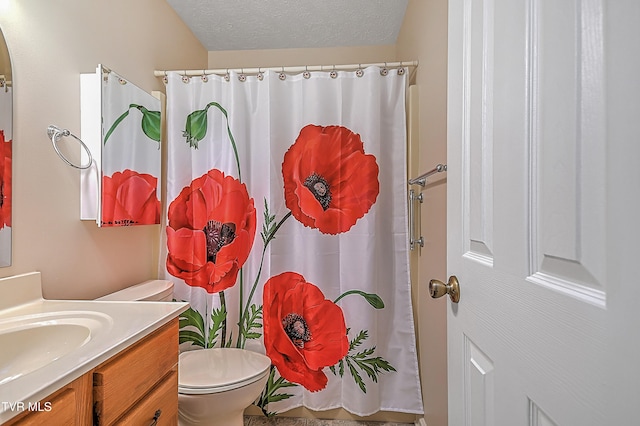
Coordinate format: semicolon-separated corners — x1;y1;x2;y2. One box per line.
96;280;174;301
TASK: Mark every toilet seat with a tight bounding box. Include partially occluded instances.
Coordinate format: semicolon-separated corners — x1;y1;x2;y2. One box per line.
178;348;271;395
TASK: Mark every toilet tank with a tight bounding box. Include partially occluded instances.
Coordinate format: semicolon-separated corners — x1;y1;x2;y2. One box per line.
96;280;174;302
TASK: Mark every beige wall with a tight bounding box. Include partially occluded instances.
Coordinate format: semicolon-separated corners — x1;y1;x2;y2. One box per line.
397;1;449;426
0;0;207;299
208;45;397;70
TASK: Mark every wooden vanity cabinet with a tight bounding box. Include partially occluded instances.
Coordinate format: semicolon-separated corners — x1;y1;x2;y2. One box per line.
2;318;180;426
93;319;179;425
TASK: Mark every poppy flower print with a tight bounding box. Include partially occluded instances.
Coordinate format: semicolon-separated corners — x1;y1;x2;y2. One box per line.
166;169;256;293
0;131;11;229
263;272;349;392
101;169;160;226
282;125;380;235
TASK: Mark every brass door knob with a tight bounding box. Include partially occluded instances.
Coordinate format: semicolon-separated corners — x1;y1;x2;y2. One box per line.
429;276;460;303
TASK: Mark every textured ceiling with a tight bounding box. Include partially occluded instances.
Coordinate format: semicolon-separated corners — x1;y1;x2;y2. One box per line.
166;0;409;51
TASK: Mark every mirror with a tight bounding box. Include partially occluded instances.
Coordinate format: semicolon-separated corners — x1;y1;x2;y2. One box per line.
0;27;12;266
80;65;161;227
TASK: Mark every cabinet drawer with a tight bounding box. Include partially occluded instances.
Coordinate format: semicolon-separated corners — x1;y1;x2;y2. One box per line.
113;371;177;425
5;373;92;426
93;319;178;426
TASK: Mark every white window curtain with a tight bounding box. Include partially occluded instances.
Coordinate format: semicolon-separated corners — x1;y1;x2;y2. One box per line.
161;67;423;417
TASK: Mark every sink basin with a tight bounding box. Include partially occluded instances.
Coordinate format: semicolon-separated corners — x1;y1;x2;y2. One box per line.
0;311;113;385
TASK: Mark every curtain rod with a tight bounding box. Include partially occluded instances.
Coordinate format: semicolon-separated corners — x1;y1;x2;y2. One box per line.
154;60;418;77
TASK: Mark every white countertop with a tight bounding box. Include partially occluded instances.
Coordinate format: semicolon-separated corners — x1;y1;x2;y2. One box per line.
0;272;189;424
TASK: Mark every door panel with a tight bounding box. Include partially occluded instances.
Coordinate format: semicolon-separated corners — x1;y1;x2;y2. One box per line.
528;0;606;305
465;0;495;264
528;401;558;426
464;336;494;426
448;0;608;424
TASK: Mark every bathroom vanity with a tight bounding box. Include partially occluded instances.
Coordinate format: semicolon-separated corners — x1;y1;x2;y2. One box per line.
3;319;178;426
0;273;188;425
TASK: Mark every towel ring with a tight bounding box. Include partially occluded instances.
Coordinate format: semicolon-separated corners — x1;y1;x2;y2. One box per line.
47;125;93;169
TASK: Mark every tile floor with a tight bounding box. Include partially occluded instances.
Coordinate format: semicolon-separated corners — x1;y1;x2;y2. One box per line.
244;416;414;426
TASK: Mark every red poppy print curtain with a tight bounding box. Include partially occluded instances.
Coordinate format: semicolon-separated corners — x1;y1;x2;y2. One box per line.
0;85;11;267
161;67;424;417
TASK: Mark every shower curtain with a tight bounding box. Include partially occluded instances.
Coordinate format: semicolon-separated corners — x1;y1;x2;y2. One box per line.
161;66;423;417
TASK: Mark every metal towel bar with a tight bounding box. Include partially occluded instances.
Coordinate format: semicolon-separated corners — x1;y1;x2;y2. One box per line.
408;163;447;187
407;164;447;250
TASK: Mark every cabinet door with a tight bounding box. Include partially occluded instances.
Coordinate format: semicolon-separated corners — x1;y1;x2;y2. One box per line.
93;320;178;425
5;374;92;426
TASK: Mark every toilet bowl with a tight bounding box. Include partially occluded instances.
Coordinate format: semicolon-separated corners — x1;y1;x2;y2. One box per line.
99;280;272;426
178;348;271;426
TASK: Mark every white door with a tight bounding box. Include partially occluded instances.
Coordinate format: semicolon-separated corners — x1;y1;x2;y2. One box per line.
446;0;639;425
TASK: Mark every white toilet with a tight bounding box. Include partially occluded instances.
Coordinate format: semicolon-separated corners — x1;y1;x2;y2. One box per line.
98;280;272;426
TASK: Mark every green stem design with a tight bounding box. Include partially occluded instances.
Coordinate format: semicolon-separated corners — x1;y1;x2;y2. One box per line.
104;110;130;144
237;268;244;346
236;211;292;347
241;212;291;317
256;365;297;417
334;290;385;309
329;329;397;394
334;290;364;303
219;290;227;346
265;211;292;246
205;102;242;182
104;104;161;144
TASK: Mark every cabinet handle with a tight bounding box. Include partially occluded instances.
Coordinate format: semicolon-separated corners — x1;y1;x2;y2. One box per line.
149;409;162;426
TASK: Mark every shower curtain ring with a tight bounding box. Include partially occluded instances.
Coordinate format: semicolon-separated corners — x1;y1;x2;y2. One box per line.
380;62;389;76
279;66;286;80
163;70;168;84
181;71;190;83
202;70;208;82
330;65;338;79
356;64;364;78
303;65;311;79
257;67;264;81
238;68;246;82
225;69;230;81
